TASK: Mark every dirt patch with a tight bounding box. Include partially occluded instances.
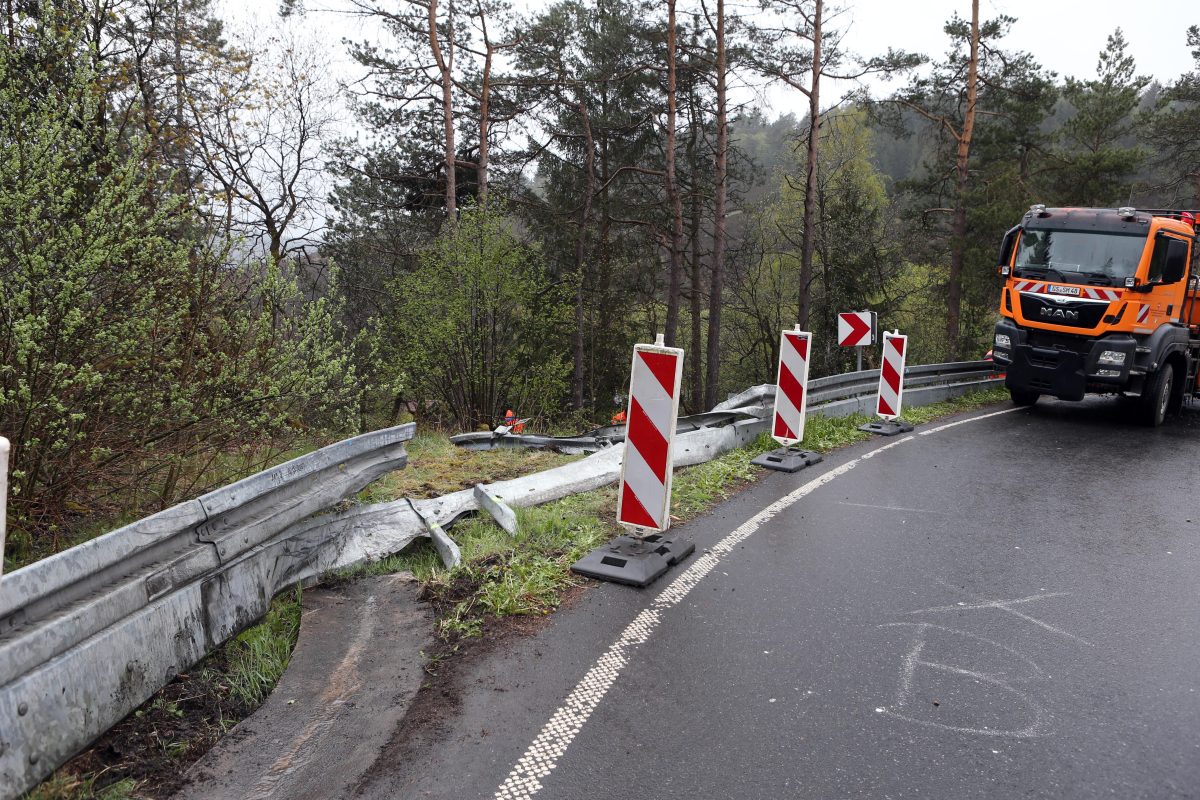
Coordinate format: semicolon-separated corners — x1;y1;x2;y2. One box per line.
351;579;591;796
53;648;256;799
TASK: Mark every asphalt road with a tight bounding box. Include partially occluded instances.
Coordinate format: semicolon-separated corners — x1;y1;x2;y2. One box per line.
356;398;1200;800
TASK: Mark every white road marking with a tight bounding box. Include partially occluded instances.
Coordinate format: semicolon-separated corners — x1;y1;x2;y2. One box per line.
493;408;1005;799
918;406;1021;436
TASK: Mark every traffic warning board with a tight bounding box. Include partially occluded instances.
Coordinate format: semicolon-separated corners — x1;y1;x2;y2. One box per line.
771;329;811;446
837;311;875;347
616;337;684;533
876;331;907;419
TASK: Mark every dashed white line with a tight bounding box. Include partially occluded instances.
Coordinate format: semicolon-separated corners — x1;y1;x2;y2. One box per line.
494;408;1006;799
917;406;1021;436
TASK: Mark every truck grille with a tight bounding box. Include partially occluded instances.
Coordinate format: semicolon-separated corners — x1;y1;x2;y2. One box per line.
1018;293;1108;329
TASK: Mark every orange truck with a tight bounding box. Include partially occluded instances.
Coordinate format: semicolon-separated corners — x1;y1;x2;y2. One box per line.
992;205;1199;426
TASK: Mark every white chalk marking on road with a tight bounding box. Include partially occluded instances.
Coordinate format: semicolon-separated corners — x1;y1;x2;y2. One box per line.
879;622;1050;738
838;501;943;515
493;409;1005;799
914;591;1093;647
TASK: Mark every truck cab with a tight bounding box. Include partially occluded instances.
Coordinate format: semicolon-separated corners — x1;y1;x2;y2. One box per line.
992;206;1200;425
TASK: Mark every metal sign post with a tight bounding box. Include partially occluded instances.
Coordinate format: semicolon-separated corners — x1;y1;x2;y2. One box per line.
752;327;824;473
572;334;694;587
860;331;915;436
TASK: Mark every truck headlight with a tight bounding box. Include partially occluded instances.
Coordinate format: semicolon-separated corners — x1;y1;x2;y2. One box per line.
1098;350;1126;366
995;333;1012;349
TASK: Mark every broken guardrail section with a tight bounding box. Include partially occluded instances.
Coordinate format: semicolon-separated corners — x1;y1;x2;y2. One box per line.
0;424;415;798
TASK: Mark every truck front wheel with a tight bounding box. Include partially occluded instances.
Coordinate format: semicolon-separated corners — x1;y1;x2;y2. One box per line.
1137;365;1174;427
1010;388;1039;407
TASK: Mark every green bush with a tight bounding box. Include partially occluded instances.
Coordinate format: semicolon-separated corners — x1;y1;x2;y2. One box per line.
384;202;572;430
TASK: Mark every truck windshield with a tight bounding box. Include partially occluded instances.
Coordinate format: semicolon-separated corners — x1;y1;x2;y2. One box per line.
1014;230;1147;286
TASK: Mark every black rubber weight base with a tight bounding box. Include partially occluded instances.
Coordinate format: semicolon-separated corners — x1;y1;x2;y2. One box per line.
752;447;824;473
571;533;696;588
858;418;915;436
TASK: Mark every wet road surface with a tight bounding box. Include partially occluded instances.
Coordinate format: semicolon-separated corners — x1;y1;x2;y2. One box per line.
356;398;1200;800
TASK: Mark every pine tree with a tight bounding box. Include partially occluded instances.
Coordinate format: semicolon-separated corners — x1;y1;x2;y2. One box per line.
1053;29;1149;206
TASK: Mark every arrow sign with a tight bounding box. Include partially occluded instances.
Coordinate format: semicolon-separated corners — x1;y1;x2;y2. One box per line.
838;311;875;347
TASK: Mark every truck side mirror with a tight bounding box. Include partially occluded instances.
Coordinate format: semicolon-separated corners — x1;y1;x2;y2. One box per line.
1164;240;1188;284
997;225;1020;273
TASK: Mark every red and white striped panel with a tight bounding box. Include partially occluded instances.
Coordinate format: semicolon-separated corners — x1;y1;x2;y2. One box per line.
875;332;908;420
1080;287;1121;301
616;342;684;533
1136;304;1150;324
1013;280;1123;302
771;329;812;446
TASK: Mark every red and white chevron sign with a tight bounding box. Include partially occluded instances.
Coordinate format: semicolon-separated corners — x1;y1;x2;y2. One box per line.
771;329;811;446
838;311;874;347
875;331;908;420
616;339;684;533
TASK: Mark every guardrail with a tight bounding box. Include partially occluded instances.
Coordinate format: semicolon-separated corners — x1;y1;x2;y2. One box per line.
0;360;1002;798
0;424;415;797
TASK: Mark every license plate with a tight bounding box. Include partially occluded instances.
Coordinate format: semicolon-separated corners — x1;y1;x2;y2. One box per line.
1048;285;1081;296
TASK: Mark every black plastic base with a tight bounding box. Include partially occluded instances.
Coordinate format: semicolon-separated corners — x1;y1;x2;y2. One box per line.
859;418;915;436
752;446;824;473
570;533;696;587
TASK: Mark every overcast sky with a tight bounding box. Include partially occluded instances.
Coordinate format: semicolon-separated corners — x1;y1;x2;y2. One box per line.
222;0;1197;120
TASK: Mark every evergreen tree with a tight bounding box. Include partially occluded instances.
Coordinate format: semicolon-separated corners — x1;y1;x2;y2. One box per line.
1053;29;1149;206
1143;25;1200;205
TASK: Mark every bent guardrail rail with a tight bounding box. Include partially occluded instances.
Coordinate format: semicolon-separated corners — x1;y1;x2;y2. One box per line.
458;361;1003;453
0;424;415;798
0;360;1003;798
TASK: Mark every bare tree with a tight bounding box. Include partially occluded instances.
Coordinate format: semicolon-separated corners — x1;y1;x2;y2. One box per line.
706;0;728;408
892;0;980;355
663;0;685;347
429;0;458;220
191;31;337;265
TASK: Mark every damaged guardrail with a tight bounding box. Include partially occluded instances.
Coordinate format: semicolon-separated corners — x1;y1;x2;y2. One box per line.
0;424;415;798
451;360;1002;453
0;359;1002;798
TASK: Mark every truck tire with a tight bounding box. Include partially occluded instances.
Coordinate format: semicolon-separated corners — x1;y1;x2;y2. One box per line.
1137;365;1174;427
1010;388;1039;407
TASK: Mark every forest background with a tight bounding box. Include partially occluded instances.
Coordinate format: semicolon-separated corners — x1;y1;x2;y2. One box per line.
3;0;1199;562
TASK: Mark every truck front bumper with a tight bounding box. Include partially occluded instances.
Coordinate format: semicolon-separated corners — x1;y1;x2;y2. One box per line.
991;320;1136;401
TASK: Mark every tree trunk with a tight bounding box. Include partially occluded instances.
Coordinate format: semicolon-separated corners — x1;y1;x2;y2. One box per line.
429;0;457;222
571;99;597;410
688;145;704;413
663;0;685;347
798;0;822;329
705;0;727;410
478;43;492;204
948;0;979;357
